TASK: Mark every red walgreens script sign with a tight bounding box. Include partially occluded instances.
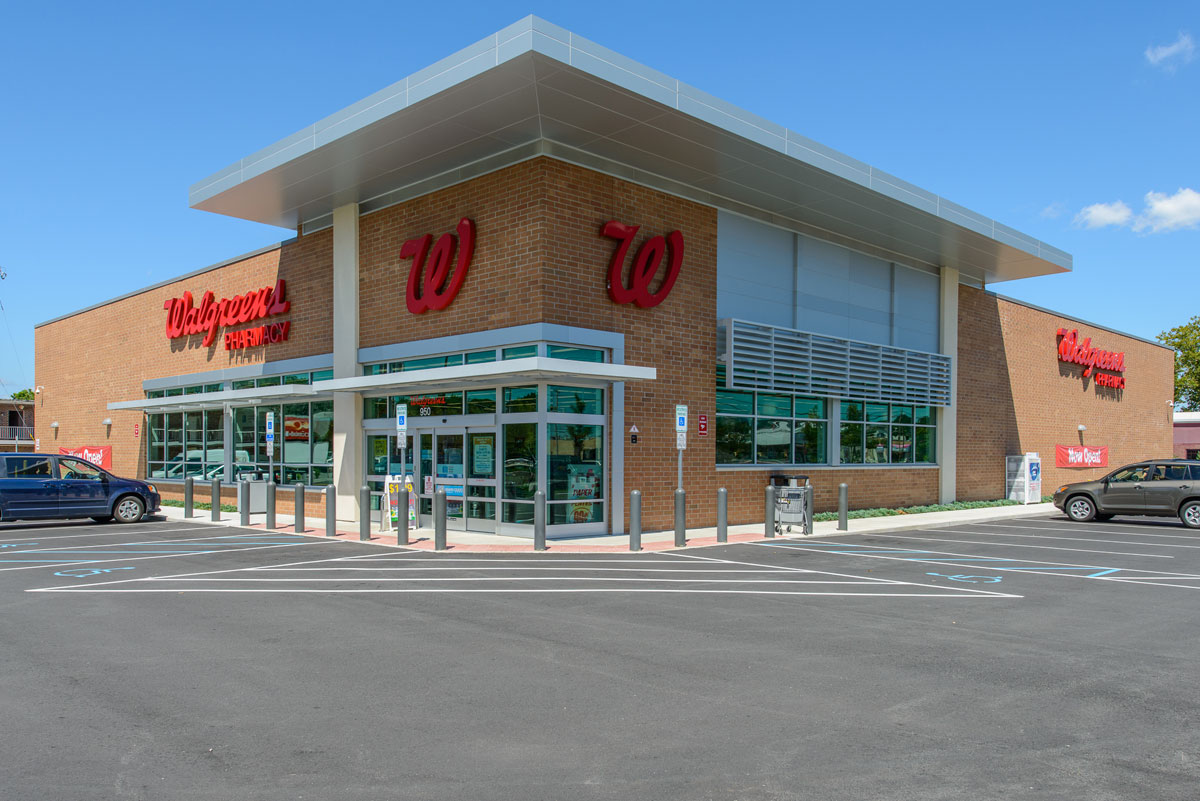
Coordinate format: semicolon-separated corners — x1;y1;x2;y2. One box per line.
602;221;684;308
1056;445;1109;468
59;445;113;470
163;280;291;348
402;218;476;314
1057;328;1126;388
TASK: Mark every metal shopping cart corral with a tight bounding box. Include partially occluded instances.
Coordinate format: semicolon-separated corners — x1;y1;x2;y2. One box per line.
771;474;812;536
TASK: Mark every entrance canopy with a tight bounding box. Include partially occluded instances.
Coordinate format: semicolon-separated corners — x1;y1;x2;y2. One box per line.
108;357;655;412
189;16;1070;285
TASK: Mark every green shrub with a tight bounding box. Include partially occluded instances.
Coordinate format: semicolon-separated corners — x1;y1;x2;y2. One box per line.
160;499;238;513
812;497;1024;522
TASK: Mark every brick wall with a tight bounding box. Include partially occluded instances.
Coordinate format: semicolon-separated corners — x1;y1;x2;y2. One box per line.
957;286;1174;499
34;231;333;478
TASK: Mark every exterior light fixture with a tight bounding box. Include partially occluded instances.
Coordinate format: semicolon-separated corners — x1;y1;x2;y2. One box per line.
50;421;59;429
34;386;44;394
1077;424;1087;431
102;418;113;426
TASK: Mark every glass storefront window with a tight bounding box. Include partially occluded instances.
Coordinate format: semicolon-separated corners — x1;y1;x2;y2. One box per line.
865;424;889;463
503;386;538;414
232;379;255;390
716;417;753;464
841;401;864;422
257;376;281;388
755;419;792;463
865;403;889;424
549;503;603;525
311;369;334;382
402;354;463;371
915;427;935;463
547;386;603;415
503;423;536;500
794;421;826;465
914;406;934;425
891;426;914;463
547;423;603;501
795;398;825;419
838;402;937;465
368;435;389;476
466;350;497;364
547;345;604;362
363;397;388;419
840;423;864;464
503;345;538;360
891;405;913;424
466;390;496;415
717;390;754;415
283;373;310;385
311;401;333;464
757;394;792;417
282;403;310;464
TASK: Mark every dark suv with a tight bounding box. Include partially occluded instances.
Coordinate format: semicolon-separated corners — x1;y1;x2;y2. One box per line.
1052;460;1200;529
0;453;160;524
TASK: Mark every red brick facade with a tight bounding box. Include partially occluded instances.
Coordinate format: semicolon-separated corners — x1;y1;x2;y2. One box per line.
33;157;1176;531
956;286;1174;500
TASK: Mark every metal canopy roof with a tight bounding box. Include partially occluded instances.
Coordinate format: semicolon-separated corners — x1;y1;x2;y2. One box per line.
190;16;1070;285
108;358;655;411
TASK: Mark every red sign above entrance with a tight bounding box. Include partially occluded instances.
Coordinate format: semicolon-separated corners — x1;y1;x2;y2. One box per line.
1057;328;1126;388
1056;445;1109;468
402;218;476;314
163;279;291;348
602;221;684;308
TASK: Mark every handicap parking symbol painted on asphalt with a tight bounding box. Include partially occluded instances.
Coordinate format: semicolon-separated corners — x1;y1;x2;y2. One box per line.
54;567;136;578
926;572;1003;584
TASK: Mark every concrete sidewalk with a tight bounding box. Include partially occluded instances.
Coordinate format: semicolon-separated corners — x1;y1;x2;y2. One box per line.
154;501;1059;552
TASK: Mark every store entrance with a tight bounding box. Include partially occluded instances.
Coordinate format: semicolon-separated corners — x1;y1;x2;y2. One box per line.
415;427;497;532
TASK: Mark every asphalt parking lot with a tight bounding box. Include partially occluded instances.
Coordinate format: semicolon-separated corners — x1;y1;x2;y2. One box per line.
3;514;1199;800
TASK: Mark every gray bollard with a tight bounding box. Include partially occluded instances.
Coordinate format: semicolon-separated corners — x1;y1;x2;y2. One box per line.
434;490;447;551
717;487;728;543
184;476;194;518
765;485;776;538
838;483;849;531
239;481;249;527
397;488;409;545
325;485;336;537
674;489;686;547
294;483;305;533
210;477;221;522
265;481;277;530
629;490;642;552
359;486;371;541
534;490;546;551
805;485;814;535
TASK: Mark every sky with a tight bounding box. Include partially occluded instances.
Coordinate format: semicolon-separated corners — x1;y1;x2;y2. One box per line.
1;1;1197;397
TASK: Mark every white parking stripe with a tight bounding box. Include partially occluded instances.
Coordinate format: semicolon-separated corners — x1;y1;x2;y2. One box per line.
5;540;342;573
870;532;1173;559
935;527;1200;550
979;521;1196;539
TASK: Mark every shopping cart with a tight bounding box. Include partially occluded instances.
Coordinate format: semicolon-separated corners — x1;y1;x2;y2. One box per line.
775;486;810;535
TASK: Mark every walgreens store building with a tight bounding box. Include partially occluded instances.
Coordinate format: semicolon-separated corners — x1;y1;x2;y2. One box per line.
34;18;1173;536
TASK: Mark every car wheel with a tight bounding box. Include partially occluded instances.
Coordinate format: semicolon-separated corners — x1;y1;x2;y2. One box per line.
113;496;146;524
1180;501;1200;530
90;516;113;523
1066;495;1097;522
1094;514;1113;522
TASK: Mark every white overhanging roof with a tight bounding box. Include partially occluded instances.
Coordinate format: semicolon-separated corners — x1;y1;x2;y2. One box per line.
108;358;656;411
189;16;1071;285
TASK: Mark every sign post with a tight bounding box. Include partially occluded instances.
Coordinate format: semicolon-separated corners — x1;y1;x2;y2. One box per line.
393;405;408;532
265;412;275;483
675;404;688;491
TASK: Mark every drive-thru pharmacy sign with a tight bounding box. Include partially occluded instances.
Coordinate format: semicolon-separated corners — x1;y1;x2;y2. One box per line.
162;279;291;350
1057;328;1126;388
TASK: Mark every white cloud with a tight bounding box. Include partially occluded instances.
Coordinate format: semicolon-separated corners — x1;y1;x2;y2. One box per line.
1145;32;1195;70
1074;201;1133;229
1133;188;1200;232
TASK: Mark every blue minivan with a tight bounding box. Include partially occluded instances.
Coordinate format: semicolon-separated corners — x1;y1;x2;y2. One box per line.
0;453;161;524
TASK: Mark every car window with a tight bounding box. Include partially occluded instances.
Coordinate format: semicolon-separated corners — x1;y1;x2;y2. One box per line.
1191;465;1200;481
59;457;105;481
1156;464;1190;481
4;456;54;478
1110;466;1149;482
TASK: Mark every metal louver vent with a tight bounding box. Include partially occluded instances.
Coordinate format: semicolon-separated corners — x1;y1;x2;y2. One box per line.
720;319;952;406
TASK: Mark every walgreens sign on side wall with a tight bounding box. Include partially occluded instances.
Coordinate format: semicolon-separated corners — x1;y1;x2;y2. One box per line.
1057;328;1126;388
162;279;291;351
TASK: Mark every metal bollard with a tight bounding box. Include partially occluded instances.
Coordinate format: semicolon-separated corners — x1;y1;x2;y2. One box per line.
805;486;814;535
717;487;728;543
239;481;249;527
359;486;371;541
294;483;305;533
210;477;220;522
765;485;776;538
838;483;849;531
266;481;276;530
397;488;409;546
434;490;447;551
534;490;546;551
325;485;336;537
629;490;642;552
674;489;686;547
184;476;194;518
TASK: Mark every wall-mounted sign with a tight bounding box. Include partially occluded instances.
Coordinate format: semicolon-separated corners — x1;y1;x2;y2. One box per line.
225;322;290;351
402;217;476;314
601;221;684;308
163;279;291;347
284;415;309;441
698;414;708;436
1055;445;1109;468
1057;328;1126;388
59;445;112;470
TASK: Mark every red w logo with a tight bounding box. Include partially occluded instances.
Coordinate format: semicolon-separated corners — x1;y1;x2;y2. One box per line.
401;217;476;314
601;221;684;308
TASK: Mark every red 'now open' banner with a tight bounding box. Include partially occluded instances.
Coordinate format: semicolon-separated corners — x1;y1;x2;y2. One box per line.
59;446;113;470
1056;445;1108;468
